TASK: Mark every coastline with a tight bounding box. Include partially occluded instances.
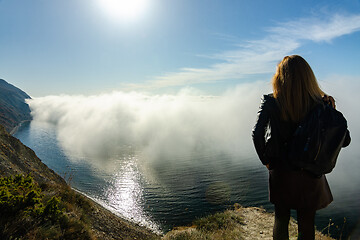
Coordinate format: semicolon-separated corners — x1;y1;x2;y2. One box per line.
1;121;161;239
74;189;161;240
10;119;32;135
8;119;162;237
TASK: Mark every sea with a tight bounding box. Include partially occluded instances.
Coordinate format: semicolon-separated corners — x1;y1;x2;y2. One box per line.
14;121;360;239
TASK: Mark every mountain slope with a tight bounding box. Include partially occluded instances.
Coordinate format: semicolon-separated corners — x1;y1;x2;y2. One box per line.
0;79;32;133
0;124;65;185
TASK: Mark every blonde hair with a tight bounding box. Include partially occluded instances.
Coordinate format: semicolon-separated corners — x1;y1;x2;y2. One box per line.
272;55;324;122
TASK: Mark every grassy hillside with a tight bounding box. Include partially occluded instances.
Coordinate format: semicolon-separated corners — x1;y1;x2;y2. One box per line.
0;124;160;240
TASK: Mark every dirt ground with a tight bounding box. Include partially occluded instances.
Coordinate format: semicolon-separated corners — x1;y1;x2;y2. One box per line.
237;206;334;240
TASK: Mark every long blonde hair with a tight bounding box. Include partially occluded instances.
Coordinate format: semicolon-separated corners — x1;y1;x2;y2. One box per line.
272;55;324;122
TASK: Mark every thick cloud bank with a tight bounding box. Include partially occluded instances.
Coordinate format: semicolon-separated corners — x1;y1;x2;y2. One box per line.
28;82;269;166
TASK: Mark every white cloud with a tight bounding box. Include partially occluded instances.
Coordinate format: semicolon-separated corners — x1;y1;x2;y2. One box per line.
270;14;360;42
28;82;270;168
125;13;360;90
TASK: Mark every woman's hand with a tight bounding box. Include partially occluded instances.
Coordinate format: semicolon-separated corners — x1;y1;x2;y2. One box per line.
323;95;336;109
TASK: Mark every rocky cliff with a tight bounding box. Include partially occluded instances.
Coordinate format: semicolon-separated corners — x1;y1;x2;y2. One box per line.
0;79;32;133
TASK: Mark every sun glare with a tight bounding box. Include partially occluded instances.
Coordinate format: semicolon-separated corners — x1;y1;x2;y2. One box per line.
99;0;149;21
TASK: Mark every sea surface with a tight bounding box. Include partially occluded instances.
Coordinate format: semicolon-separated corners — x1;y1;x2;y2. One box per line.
14;121;360;238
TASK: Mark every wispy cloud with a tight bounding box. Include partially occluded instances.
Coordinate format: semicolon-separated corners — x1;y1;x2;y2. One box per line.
125;13;360;91
269;14;360;42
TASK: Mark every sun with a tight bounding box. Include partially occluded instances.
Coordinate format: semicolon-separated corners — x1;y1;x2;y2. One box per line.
98;0;149;21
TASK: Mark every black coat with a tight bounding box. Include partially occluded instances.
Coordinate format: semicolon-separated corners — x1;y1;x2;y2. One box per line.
252;94;351;210
252;94;296;170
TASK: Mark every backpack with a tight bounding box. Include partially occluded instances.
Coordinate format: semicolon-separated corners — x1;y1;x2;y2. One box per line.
288;103;348;176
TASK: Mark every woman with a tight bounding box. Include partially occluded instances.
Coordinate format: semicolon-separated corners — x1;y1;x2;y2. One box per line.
252;55;351;240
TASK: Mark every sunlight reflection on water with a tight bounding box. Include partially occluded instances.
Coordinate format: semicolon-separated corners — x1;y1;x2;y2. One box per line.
104;156;161;232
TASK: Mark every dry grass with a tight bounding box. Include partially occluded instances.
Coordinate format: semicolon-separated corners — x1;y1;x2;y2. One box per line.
163;209;245;240
163;204;335;240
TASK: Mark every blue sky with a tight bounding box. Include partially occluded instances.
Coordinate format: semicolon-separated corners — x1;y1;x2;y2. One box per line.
1;0;360;97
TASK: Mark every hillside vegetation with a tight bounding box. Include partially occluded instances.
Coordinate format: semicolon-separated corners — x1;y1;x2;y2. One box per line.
0;174;94;239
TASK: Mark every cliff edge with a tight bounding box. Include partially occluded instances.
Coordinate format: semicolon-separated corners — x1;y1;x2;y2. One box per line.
163;204;335;240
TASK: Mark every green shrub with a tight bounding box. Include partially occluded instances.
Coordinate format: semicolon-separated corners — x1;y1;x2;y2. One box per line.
0;174;94;240
42;196;64;223
0;174;42;217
